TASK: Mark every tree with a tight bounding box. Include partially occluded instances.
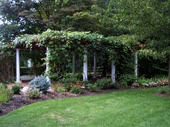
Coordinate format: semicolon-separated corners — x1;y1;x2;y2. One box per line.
67;12;102;32
18;0;94;30
111;0;170;86
88;0;131;36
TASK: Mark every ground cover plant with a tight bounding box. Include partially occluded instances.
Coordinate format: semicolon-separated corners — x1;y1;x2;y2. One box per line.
136;76;168;87
0;87;170;127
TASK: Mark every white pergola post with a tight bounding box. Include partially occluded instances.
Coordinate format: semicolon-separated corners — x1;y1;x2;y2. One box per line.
45;47;51;84
93;52;97;78
135;50;138;82
16;49;21;83
72;52;75;75
27;59;31;67
83;49;88;81
111;59;115;83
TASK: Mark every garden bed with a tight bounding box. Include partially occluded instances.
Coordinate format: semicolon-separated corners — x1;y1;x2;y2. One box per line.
0;83;169;117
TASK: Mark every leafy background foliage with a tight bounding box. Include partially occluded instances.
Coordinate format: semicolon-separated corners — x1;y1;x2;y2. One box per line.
0;0;169;82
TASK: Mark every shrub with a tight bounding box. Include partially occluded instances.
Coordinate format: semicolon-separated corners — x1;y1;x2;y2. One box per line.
57;78;84;94
82;80;92;88
59;77;82;91
0;83;13;104
113;82;121;89
96;78;112;89
59;77;77;91
132;83;139;87
70;85;83;94
88;83;99;92
29;75;51;92
11;83;22;94
55;83;67;93
120;81;128;87
82;80;91;85
26;88;42;99
59;77;77;84
12;85;21;94
119;74;136;86
62;83;71;92
73;73;83;80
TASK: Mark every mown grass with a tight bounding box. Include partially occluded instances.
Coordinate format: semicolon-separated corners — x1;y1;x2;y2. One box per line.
0;87;170;127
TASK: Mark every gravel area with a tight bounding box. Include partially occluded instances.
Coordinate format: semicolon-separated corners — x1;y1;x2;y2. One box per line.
20;76;35;82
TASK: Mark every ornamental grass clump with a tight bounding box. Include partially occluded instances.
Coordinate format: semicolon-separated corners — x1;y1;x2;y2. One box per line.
0;83;13;104
29;75;51;92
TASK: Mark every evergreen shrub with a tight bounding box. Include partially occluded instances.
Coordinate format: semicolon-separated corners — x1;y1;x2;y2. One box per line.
29;75;51;92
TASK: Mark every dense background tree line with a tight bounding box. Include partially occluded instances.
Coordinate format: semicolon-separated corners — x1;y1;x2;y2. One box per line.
0;0;169;82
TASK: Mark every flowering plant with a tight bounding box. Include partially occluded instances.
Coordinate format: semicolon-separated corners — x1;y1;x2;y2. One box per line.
156;81;163;86
132;83;139;87
141;83;149;87
149;82;158;87
162;79;168;85
26;88;42;99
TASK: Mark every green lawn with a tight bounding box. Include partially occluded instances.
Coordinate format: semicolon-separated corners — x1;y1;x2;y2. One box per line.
0;87;170;127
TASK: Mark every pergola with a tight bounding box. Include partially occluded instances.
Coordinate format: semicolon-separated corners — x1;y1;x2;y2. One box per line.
10;30;116;84
133;44;146;82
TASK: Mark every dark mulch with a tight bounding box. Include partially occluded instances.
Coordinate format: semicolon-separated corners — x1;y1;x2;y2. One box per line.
0;85;169;117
